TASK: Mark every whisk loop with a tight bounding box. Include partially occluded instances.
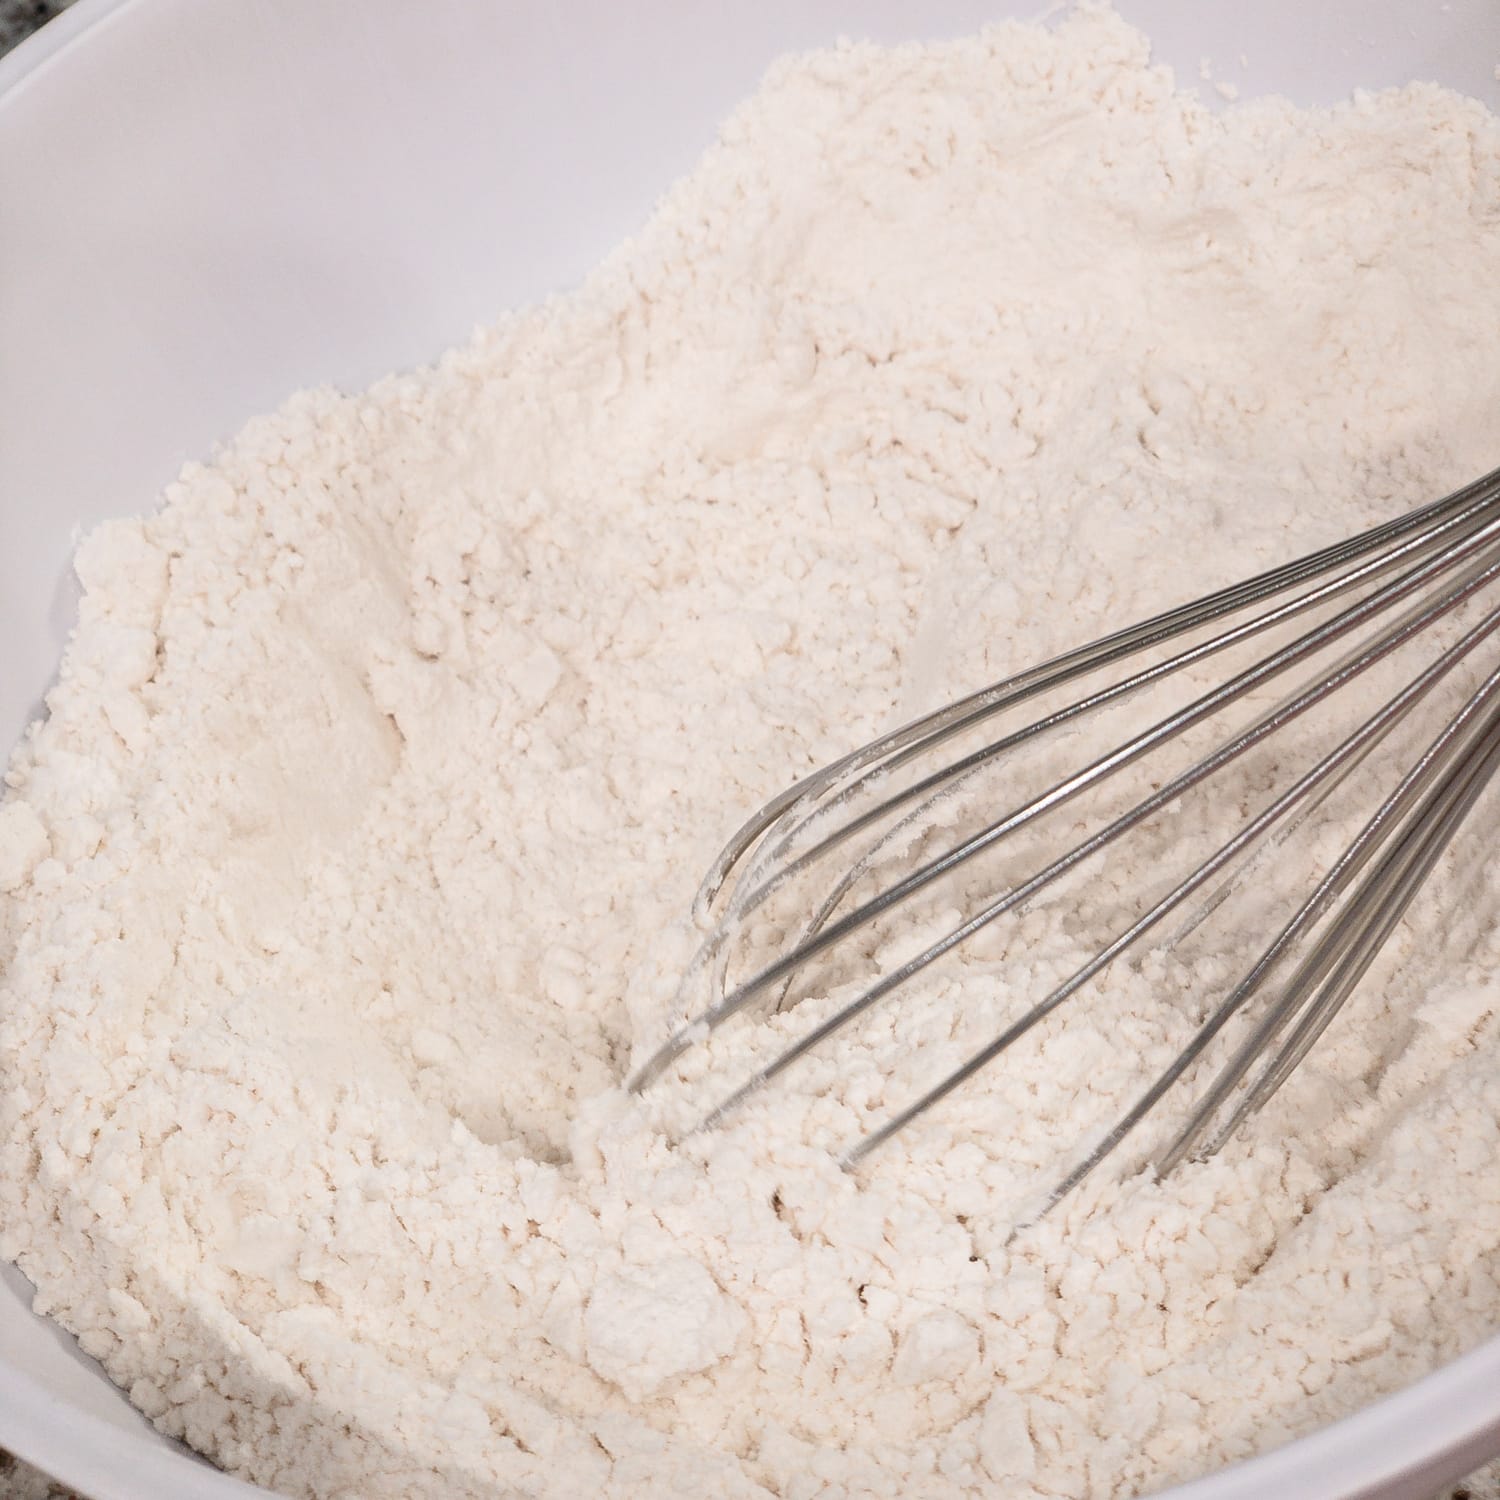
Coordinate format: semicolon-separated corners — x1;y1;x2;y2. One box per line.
630;466;1500;1216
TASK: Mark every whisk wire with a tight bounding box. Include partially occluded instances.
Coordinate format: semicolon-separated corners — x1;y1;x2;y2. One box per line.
853;608;1500;1181
706;479;1500;970
1164;664;1500;1171
694;468;1500;917
631;505;1500;1093
634;465;1500;1216
1031;626;1500;1211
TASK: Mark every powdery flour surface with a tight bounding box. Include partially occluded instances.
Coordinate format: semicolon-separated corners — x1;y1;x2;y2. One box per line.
3;11;1500;1498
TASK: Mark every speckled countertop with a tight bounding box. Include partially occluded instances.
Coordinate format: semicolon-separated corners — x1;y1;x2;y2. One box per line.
0;0;70;59
0;3;1495;1500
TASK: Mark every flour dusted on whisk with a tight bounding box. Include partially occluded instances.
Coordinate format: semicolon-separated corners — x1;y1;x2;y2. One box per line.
3;10;1499;1498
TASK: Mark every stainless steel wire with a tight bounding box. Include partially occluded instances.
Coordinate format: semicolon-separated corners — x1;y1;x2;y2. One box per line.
630;465;1500;1216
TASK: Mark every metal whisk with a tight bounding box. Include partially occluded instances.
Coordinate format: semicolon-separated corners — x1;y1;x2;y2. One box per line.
630;464;1500;1216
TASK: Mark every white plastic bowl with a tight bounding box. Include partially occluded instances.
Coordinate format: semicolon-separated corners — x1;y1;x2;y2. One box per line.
1;3;1498;1497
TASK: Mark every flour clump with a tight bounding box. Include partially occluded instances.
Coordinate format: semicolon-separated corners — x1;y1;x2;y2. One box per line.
2;10;1499;1499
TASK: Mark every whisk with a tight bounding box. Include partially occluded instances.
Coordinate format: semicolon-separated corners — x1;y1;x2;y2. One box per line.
630;464;1500;1216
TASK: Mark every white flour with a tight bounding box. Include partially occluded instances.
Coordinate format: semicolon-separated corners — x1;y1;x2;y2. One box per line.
3;10;1500;1498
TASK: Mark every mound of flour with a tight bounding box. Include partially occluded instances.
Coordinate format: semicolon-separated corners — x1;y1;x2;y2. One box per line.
3;10;1499;1498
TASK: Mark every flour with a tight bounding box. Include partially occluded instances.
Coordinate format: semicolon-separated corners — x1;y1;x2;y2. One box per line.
3;9;1500;1498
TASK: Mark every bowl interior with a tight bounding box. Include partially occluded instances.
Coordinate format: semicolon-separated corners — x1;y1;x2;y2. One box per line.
1;2;1497;1496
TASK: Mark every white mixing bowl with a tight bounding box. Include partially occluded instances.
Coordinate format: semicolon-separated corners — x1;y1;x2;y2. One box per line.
2;2;1498;1497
